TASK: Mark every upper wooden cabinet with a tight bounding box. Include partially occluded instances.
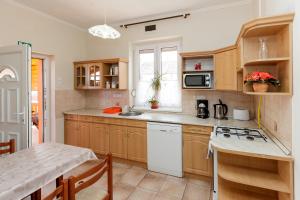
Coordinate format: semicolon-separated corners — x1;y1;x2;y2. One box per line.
180;13;294;95
214;48;238;91
74;58;128;90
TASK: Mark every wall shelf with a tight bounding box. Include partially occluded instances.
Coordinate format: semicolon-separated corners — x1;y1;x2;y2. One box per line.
244;57;290;66
244;92;290;96
218;163;290;193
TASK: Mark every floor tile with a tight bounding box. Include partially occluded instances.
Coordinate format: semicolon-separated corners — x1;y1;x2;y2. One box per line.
154;193;182;200
128;188;157;200
158;175;187;199
188;178;212;189
120;166;147;186
138;172;167;192
182;183;211;200
113;183;136;200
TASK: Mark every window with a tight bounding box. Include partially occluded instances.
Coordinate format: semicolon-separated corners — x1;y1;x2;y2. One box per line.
133;40;181;111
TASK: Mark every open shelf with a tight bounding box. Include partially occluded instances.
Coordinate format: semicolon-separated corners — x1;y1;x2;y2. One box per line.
244;57;290;66
244;92;290;96
218;163;290;193
219;178;280;200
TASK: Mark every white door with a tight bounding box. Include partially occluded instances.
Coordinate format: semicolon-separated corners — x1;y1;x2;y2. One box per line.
0;45;31;151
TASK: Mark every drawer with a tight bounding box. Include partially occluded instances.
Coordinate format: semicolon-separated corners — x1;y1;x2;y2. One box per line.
106;118;127;126
92;116;107;123
183;125;212;135
64;114;78;120
127;119;147;128
78;115;93;122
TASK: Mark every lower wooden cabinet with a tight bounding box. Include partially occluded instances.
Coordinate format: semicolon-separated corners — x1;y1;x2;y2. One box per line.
109;125;127;159
127;127;147;163
183;133;212;176
78;122;90;148
90;123;109;154
64;119;79;146
64;115;212;176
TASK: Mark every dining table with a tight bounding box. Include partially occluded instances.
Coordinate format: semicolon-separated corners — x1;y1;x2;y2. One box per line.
0;143;97;200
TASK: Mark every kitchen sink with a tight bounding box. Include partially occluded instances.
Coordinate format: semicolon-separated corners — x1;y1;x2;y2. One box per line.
118;111;143;116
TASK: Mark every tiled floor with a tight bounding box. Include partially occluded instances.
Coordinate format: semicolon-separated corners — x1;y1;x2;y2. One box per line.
42;162;212;200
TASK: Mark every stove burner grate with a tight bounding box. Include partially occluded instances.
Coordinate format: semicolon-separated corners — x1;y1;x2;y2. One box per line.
215;126;267;142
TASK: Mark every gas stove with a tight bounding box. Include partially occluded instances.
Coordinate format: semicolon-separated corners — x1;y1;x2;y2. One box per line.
215;126;268;142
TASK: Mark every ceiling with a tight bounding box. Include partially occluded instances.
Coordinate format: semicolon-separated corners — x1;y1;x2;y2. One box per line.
13;0;244;28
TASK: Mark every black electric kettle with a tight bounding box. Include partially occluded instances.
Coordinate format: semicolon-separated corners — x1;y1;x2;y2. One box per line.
213;99;228;119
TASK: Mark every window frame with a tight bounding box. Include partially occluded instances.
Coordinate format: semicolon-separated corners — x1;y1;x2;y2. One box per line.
132;40;182;112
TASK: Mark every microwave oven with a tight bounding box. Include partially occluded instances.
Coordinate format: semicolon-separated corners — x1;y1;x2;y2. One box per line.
183;72;212;89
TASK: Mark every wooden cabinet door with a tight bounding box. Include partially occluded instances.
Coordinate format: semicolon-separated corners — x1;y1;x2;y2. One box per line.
78;122;90;148
90;123;109;154
109;125;127;159
183;133;212;176
215;49;238;91
127;127;147;163
64;120;79;146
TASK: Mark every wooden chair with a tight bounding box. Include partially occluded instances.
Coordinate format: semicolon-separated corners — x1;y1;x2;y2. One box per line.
68;153;113;200
43;179;68;200
0;139;15;155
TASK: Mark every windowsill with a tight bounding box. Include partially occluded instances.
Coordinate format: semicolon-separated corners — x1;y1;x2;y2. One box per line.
134;106;182;113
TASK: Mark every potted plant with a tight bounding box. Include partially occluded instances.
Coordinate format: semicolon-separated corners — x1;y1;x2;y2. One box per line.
244;71;280;92
149;72;162;109
148;97;159;109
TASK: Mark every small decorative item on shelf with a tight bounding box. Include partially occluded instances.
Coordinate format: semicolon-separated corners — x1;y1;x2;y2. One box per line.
258;37;268;59
194;62;202;70
148;97;159;109
244;72;280;92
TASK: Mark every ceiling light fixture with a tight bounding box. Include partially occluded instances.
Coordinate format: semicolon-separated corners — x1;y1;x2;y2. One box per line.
88;10;120;39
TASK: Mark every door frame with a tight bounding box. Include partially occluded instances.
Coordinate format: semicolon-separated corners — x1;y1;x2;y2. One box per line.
32;52;56;143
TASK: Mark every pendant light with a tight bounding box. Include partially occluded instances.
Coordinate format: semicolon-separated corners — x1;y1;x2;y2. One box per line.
88;7;120;39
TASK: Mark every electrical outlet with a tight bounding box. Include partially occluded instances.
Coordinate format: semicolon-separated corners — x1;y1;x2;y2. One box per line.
274;121;278;132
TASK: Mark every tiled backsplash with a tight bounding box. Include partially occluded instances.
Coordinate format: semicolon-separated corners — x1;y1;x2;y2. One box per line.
85;90;129;109
254;96;292;150
55;90;86;118
182;90;255;118
83;90;255;119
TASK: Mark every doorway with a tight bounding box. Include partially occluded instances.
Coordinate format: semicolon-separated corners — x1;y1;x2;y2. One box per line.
31;58;44;145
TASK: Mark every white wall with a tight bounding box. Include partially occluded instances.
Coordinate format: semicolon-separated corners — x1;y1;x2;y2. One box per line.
0;0;88;142
0;0;87;90
256;0;299;199
87;1;254;59
261;0;295;17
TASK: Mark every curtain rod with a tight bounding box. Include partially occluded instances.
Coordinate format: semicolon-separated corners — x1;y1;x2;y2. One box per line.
120;13;190;28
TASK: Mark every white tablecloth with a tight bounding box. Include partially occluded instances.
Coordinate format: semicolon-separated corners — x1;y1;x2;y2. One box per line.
0;143;97;200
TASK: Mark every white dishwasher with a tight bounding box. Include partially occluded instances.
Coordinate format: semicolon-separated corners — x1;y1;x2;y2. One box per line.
147;122;183;177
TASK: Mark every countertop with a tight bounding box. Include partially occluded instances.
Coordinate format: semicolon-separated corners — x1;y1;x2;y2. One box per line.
64;109;258;128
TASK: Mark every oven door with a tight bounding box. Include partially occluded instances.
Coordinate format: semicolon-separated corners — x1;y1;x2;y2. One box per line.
183;73;211;88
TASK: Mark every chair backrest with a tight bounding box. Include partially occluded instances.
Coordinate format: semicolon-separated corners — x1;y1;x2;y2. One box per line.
0;139;15;155
68;153;112;200
43;179;68;200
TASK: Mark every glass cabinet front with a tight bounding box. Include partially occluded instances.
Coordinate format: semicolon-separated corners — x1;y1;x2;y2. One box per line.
75;65;86;88
89;64;101;88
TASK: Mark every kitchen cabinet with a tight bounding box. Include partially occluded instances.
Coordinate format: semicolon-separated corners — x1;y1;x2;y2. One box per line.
65;119;79;146
90;123;109;154
183;133;212;176
214;48;238;91
64;114;213;176
74;58;128;90
109;125;127;159
127;127;147;163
